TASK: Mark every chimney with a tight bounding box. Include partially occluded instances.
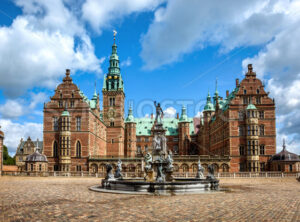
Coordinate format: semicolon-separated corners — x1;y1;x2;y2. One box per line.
151;113;153;119
66;69;70;76
176;113;179;119
226;90;229;97
236;78;239;87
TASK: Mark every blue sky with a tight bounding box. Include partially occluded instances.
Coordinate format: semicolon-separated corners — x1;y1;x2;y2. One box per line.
0;0;299;155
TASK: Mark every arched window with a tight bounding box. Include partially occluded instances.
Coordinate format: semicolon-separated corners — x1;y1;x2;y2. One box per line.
76;141;81;157
53;141;58;157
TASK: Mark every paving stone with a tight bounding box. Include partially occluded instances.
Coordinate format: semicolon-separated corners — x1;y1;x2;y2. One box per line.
0;177;299;221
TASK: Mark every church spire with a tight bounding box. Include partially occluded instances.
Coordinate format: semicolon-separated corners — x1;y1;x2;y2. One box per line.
108;30;120;76
213;78;219;104
103;30;124;92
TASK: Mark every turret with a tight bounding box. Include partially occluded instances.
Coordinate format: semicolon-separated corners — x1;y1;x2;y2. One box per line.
125;105;136;157
178;105;190;155
246;99;259;172
59;105;71;171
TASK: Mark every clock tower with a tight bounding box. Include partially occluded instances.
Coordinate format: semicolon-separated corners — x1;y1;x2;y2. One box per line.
102;33;125;156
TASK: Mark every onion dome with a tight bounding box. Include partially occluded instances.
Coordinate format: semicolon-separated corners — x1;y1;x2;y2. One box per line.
270;139;300;162
25;150;48;162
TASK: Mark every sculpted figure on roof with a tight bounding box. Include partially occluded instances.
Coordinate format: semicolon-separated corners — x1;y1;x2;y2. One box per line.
154;101;163;124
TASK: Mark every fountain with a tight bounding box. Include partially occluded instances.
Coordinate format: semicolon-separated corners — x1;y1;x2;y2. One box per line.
93;102;219;195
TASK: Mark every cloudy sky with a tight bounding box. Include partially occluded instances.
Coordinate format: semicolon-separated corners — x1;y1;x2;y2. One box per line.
0;0;299;155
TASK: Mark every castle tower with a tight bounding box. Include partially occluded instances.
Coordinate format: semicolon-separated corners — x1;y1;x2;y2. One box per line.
124;105;136;157
202;91;215;154
178;105;190;155
59;106;71;171
102;33;125;156
246;100;259;172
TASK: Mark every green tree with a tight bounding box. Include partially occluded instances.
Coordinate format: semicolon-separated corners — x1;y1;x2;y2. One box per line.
3;145;15;165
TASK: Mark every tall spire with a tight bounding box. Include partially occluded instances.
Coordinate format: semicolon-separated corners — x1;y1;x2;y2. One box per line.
125;103;135;123
108;30;120;76
213;78;219;104
204;90;214;111
179;105;188;122
283;138;286;150
103;30;124;92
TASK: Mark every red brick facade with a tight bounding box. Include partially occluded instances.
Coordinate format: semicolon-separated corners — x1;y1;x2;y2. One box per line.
43;42;276;173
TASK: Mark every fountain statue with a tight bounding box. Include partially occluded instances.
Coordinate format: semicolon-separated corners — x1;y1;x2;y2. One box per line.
98;101;219;195
144;152;154;181
207;164;216;180
196;159;205;179
114;159;123;179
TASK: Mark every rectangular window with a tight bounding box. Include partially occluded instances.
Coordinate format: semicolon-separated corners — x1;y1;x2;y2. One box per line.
145;145;148;152
239;126;244;136
109;97;115;106
70;100;74;108
137;146;141;153
110;121;114;127
260;145;265;155
243;97;249;104
145;137;149;142
53;117;58;131
137;137;141;142
289;164;293;172
238;111;244;120
39;164;42;171
260;125;265;136
76;117;81;131
59;100;63;108
260;163;265;172
256;97;261;104
77;165;82;172
259;111;264;119
239;163;245;172
239;146;244;155
31;164;34;171
247;141;251;155
54;165;59;171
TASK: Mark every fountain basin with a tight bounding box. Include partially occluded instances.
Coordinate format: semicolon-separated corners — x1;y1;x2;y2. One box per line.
95;178;219;195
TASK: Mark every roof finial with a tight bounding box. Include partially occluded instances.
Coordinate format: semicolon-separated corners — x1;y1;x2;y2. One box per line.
283;138;286;150
215;78;219;95
113;30;117;43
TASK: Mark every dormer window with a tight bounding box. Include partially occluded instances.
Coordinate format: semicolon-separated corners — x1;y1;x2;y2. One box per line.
244;90;247;95
257;89;260;94
60;93;63;99
59;101;63;108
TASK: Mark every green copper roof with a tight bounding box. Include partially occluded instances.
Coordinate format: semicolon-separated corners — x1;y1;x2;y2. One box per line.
102;41;124;92
204;91;215;111
247;103;257;110
79;90;97;109
61;110;70;116
125;105;135;123
179;105;189;122
134;117;195;136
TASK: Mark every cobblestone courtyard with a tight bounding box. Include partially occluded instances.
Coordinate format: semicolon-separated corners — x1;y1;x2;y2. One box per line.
0;177;299;221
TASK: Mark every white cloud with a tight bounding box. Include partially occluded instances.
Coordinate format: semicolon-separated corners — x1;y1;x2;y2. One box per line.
121;57;132;67
0;0;103;97
0;100;24;119
242;0;300;154
194;111;202;118
0;92;48;119
140;0;290;69
0;119;43;154
82;0;164;32
163;107;176;118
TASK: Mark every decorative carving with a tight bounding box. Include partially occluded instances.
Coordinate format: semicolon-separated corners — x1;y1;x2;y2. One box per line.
114;159;123;179
105;164;114;180
196;159;205;179
207;164;215;180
